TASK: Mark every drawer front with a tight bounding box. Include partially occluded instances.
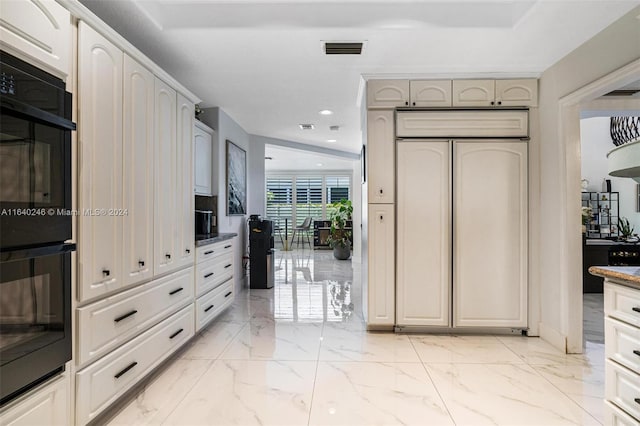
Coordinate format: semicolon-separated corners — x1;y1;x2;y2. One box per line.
196;239;234;263
606;317;640;375
77;268;194;367
195;279;234;331
76;305;194;425
606;359;640;422
605;400;640;426
195;252;233;296
605;282;640;327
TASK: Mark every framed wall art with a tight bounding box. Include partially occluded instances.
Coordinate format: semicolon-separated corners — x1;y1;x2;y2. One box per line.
226;140;246;215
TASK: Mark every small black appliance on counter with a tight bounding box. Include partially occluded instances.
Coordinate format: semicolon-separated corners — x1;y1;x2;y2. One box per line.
195;209;214;235
249;216;274;289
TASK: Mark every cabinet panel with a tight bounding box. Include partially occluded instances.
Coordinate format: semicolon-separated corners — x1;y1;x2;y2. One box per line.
195;279;234;331
409;80;452;107
154;78;177;276
0;371;69;426
0;0;71;78
367;204;395;326
176;94;195;268
78;22;123;302
605;359;640;422
452;80;495;107
194;122;213;196
367;80;409;108
453;141;528;328
122;54;154;287
397;141;451;327
496;79;538;107
367;110;395;203
605;317;640;375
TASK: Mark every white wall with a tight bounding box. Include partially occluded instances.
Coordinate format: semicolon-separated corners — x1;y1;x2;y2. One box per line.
537;5;640;352
581;117;640;232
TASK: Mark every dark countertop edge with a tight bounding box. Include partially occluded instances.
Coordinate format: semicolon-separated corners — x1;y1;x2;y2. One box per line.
195;233;238;247
588;266;640;288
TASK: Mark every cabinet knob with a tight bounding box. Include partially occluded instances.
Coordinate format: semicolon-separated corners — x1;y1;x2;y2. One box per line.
102;269;110;277
380;215;384;221
186;248;190;254
379;189;383;195
405;101;409;106
497;101;502;105
490;101;495;105
412;102;416;106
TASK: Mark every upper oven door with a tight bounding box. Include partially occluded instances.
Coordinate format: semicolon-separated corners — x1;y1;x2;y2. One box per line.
0;51;75;250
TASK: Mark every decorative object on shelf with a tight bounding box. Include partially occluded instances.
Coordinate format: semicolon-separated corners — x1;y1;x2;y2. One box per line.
582;191;619;238
226;140;246;215
610;116;640;147
194;104;203;120
327;199;353;260
617;217;637;242
581;179;589;192
581;206;592;233
602;178;611;193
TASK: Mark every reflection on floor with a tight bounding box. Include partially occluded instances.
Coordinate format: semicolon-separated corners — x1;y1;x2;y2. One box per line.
106;249;605;426
583;293;604;344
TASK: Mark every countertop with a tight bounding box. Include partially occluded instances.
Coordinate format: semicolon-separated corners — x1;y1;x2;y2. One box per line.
588;265;640;289
195;232;237;247
585;239;640;246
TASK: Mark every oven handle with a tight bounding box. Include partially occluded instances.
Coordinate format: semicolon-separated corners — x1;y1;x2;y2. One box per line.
1;97;76;131
1;243;76;262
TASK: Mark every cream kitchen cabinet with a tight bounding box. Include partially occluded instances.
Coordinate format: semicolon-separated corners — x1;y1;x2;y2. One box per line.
367;80;410;108
396;141;451;327
0;0;71;78
453;79;537;107
409;80;452;107
367;204;395;327
154;78;178;276
175;94;195;269
194;121;214;196
122;54;154;288
366;110;395;203
78;22;123;302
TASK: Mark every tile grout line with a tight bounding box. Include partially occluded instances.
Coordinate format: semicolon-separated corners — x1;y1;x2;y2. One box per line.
408;337;459;426
306;321;324;426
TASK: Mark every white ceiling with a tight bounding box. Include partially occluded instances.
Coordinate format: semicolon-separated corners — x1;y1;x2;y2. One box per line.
79;0;640;154
265;145;355;172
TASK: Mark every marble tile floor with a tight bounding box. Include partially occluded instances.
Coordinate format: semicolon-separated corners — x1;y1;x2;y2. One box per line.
583;293;604;344
105;249;606;426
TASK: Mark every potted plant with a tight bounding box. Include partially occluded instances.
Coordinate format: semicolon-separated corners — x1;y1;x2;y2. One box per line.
618;217;638;242
327;199;353;260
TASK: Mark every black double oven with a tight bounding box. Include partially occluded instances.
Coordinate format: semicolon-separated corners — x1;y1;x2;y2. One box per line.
0;51;76;405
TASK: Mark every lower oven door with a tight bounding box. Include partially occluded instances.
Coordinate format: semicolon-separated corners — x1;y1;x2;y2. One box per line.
0;243;74;405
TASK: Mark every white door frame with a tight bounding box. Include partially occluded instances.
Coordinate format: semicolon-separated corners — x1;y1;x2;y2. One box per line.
560;57;640;353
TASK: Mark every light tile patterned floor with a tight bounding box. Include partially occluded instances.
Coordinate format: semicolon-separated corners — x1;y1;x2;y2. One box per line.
106;249;605;426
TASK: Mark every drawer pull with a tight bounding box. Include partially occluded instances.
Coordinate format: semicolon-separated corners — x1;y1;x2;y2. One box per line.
633;307;640;313
138;260;145;267
224;291;232;298
114;362;138;379
102;269;110;277
204;305;214;312
634;350;640;357
169;287;183;296
166;253;171;259
170;328;184;339
636;398;640;405
186;248;191;254
204;250;214;255
114;310;138;323
224;245;232;249
224;264;232;269
204;272;214;278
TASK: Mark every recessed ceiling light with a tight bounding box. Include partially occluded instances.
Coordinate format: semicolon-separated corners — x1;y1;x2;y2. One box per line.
299;124;315;130
327;139;337;143
329;125;340;131
319;110;333;115
316;163;324;167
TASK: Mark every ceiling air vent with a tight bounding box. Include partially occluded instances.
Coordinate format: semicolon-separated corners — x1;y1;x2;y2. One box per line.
324;42;364;55
604;89;640;97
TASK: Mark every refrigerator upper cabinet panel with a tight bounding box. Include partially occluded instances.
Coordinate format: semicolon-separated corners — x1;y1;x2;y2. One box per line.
396;110;528;139
409;80;452;107
367;80;410;108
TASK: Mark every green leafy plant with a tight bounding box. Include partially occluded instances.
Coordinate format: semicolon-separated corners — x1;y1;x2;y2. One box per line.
618;217;635;239
327;199;353;249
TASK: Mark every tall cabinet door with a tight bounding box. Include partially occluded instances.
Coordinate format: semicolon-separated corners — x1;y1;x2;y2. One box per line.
176;93;195;268
367;110;395;203
78;22;123;302
122;54;154;287
367;204;395;326
397;141;451;327
453;141;528;328
154;78;177;276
